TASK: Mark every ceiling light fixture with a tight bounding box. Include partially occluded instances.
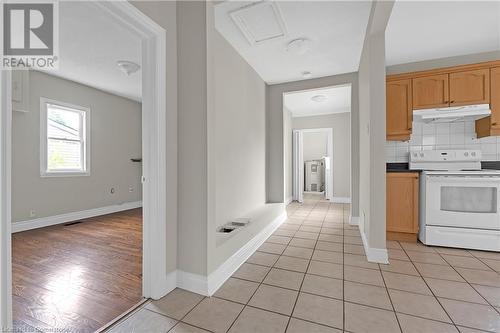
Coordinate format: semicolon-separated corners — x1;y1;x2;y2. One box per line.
286;38;311;55
311;95;327;103
301;71;312;79
117;60;140;76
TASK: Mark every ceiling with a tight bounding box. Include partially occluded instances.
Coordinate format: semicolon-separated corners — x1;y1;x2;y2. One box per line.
386;1;500;66
214;1;372;84
284;85;351;118
40;2;142;101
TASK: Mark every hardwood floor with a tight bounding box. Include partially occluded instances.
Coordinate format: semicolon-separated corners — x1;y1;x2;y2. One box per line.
12;208;143;333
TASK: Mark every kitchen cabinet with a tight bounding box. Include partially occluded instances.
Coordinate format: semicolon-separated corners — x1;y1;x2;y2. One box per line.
412;74;449;110
449;69;489;106
386;172;419;242
476;67;500;138
387;79;412;141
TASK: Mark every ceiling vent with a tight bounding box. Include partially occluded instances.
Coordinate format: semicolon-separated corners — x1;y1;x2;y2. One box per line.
230;1;288;46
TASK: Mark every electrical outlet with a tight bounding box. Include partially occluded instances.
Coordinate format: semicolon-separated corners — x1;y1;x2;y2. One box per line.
129;186;134;193
29;210;36;218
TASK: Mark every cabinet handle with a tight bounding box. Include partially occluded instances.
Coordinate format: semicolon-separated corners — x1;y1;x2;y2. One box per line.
450;100;455;103
492;122;498;126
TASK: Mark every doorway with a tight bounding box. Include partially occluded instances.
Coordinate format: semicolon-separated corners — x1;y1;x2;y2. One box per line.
293;128;333;203
0;1;169;330
283;84;352;206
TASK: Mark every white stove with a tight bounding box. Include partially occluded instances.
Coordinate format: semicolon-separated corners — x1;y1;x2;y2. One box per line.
410;150;500;252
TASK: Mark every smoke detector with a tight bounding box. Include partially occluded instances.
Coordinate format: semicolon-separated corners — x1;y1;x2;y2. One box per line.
117;60;140;76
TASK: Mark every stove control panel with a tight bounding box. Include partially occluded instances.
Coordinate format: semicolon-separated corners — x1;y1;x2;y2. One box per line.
409;150;482;171
410;150;482;162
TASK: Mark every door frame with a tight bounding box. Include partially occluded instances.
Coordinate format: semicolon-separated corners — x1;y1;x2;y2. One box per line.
0;1;169;328
292;128;334;202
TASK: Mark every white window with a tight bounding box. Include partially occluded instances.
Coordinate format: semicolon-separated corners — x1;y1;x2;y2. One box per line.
40;98;90;177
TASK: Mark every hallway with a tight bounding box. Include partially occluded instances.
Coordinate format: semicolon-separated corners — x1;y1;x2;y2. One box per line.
107;196;500;332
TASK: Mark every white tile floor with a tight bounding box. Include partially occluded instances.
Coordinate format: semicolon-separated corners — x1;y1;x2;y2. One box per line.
106;193;500;333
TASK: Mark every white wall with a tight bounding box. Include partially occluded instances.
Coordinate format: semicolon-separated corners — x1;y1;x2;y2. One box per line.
357;1;394;253
176;0;208;276
212;30;266;230
292;113;351;199
302;132;328;161
207;2;268;273
12;71;142;222
386;51;500;75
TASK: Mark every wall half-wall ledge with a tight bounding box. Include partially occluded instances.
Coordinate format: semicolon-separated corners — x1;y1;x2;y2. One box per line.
12;201;143;233
178;205;287;296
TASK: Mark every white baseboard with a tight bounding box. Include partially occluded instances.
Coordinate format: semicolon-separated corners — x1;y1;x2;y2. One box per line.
177;270;209;296
359;227;389;264
174;210;288;296
285;196;293;205
332;197;351;203
349;216;359;226
12;201;143;233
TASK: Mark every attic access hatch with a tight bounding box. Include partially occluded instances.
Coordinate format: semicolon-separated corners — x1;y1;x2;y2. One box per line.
229;1;288;45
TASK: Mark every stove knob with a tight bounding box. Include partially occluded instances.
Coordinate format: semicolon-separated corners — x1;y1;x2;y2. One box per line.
413;153;418;158
464;152;469;157
419;153;424;157
471;152;476;157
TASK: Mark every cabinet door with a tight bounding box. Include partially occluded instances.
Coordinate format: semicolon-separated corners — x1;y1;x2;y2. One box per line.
386;173;419;234
412;74;449;109
387;79;412;141
449;69;489;106
490;67;500;129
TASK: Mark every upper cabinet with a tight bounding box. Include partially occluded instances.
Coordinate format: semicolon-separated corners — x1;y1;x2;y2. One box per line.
449;69;489;106
477;67;500;138
387;79;412;141
412;74;449;109
387;60;500;141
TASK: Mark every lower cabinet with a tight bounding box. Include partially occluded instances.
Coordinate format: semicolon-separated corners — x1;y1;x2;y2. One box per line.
386;172;419;242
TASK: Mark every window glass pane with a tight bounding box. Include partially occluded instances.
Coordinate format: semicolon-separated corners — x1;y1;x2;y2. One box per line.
47;138;82;170
441;186;497;213
47;104;81;140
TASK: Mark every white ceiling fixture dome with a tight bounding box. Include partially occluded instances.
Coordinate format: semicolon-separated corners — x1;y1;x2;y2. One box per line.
117;60;141;76
286;38;312;55
311;94;327;103
284;85;351;118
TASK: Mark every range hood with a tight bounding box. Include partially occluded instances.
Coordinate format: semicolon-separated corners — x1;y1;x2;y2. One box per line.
413;104;491;123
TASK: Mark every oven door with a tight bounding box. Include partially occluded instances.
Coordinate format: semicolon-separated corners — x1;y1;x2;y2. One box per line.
425;175;500;230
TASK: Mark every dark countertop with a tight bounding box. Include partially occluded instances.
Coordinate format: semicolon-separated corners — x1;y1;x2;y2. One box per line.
387;161;500;172
386;163;419;173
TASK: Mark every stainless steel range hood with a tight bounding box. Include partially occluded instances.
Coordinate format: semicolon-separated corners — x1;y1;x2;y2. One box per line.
413;104;491;123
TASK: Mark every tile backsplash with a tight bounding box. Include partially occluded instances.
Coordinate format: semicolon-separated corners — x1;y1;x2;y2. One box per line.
386;120;500;162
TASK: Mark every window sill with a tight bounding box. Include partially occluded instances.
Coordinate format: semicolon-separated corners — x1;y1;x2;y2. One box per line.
40;171;90;178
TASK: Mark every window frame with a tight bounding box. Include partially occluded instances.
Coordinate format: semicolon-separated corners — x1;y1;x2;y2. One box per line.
40;97;91;177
